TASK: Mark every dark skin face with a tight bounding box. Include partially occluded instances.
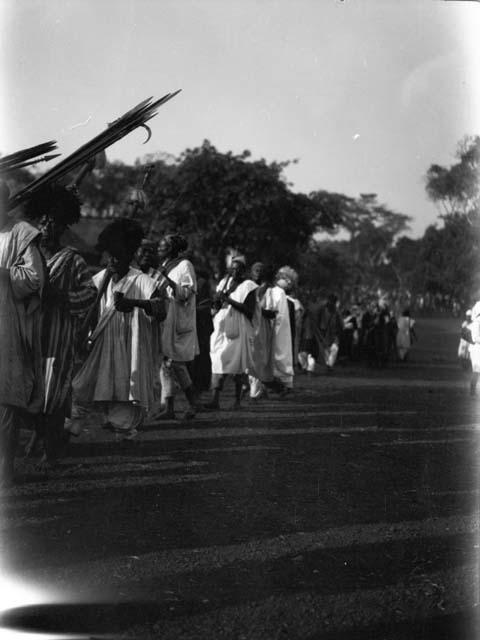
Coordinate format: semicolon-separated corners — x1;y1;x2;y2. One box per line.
157;238;174;261
39;215;67;253
250;263;264;284
101;237;134;281
229;260;245;282
137;244;159;271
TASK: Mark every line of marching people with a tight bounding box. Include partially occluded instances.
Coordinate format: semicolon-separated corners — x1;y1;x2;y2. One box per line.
0;174;422;486
298;297;417;374
0;182;303;485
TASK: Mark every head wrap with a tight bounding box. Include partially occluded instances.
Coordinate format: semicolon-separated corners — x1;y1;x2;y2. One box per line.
472;302;480;319
276;265;298;289
230;255;246;266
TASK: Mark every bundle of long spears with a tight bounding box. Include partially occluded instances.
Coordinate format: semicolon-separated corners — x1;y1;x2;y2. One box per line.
6;90;181;211
0;141;60;175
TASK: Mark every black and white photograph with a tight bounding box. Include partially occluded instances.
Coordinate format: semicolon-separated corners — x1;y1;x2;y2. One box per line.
0;1;480;638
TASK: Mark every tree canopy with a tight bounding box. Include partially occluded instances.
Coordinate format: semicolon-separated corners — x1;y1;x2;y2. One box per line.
3;134;478;305
425;135;480;223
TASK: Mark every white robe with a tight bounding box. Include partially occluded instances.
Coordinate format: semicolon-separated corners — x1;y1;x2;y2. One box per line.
268;286;294;386
253;285;293;386
396;315;415;360
210;278;258;375
160;259;199;362
469;320;480;373
73;268;158;411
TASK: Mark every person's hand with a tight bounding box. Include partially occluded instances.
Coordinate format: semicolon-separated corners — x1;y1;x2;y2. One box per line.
114;293;135;313
262;309;277;319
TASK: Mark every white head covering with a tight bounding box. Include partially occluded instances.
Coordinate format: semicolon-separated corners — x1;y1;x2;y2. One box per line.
471;302;480;319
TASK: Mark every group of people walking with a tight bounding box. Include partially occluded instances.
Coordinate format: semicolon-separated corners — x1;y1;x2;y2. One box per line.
299;297;417;373
0;175;424;486
0;182;305;484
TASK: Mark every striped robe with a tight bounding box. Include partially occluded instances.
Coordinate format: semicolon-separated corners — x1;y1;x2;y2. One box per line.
42;247;96;415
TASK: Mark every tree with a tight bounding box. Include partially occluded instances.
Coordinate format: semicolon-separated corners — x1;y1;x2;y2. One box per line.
387;236;422;293
307;190;351;235
414;214;479;304
78;160;148;216
307;190;411;291
298;240;355;296
144;140;318;273
425;135;480;223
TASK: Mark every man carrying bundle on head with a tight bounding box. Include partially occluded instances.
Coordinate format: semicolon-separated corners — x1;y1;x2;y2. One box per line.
23;185;97;470
149;234;199;421
0;181;45;485
205;257;258;411
72;219;166;441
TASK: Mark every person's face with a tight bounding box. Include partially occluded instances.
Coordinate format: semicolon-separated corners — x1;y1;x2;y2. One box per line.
157;238;172;261
124;195;141;219
137;245;158;270
39;215;66;249
102;237;132;276
276;277;290;293
250;263;264;284
230;260;245;281
105;251;131;276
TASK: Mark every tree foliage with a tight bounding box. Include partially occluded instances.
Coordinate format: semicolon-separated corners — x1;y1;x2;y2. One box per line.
425;135;480;222
4;134;476;305
414;214;479;302
143;141;318;272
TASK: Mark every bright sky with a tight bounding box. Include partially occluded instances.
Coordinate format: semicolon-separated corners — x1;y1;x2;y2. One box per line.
1;0;479;237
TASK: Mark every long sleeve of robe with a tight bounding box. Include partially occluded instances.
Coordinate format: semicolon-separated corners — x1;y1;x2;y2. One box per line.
0;220;44;411
161;260;199;362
